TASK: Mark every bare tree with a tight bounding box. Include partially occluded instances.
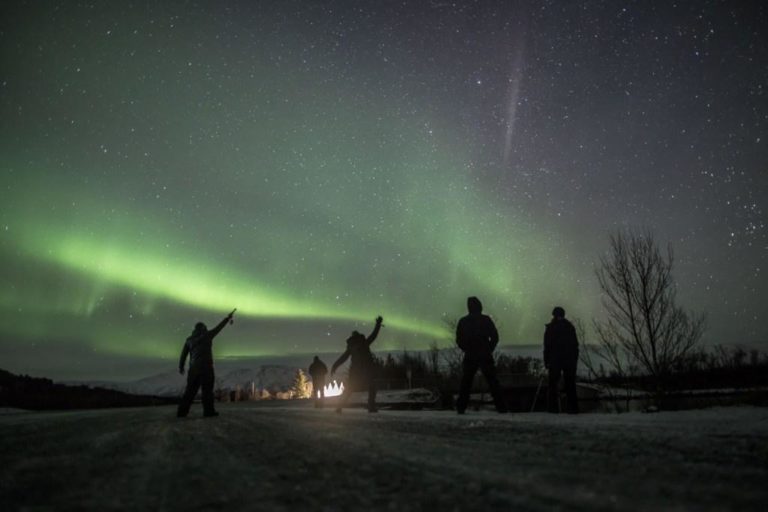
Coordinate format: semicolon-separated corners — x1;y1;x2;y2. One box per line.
440;316;464;381
594;229;705;398
428;341;440;377
576;317;634;412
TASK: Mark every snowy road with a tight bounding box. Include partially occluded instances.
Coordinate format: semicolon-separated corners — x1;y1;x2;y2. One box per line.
1;404;767;511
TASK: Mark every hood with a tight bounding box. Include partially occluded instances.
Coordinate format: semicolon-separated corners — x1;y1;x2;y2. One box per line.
187;323;207;341
467;296;483;314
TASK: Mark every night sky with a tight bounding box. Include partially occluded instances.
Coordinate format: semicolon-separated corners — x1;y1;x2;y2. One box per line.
1;1;766;380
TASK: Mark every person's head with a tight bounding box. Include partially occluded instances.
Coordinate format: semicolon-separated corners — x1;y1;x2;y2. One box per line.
192;322;207;336
348;330;364;342
552;306;565;319
467;296;483;314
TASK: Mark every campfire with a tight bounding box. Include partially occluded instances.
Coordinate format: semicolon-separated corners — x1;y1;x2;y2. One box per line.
322;380;345;397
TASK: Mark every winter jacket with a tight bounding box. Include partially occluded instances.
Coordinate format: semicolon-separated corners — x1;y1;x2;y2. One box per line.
456;313;499;358
543;318;579;369
179;317;229;372
309;359;328;379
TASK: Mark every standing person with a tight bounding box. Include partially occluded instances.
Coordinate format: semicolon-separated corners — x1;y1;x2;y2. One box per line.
177;308;236;418
331;316;383;413
308;355;328;408
455;297;508;414
543;306;579;414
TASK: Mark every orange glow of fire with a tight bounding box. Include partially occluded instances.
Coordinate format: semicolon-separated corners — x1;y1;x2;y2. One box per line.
322;380;345;397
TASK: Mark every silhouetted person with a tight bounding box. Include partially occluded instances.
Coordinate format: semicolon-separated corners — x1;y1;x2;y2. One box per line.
544;306;579;414
331;316;383;413
177;308;236;418
456;297;507;414
308;355;328;408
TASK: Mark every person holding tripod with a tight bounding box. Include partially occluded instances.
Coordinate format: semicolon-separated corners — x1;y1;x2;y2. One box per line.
455;297;507;414
543;306;579;414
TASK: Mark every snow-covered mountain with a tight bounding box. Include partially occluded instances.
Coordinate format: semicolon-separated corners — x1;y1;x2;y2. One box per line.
215;365;299;394
77;365;302;397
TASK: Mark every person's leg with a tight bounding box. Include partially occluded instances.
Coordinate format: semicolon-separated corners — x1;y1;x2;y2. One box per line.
547;367;561;413
177;370;201;417
456;357;479;414
336;374;355;413
201;371;217;416
564;366;578;414
480;358;508;413
336;385;351;412
367;373;378;412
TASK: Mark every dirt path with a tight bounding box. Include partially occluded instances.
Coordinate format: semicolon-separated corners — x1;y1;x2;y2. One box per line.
1;405;767;511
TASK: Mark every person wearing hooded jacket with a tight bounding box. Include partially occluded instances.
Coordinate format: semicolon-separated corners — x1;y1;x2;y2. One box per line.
308;355;328;408
543;306;579;414
455;297;508;414
331;316;383;413
177;308;236;418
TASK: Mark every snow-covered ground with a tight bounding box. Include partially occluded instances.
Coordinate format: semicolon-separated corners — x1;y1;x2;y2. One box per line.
1;405;766;511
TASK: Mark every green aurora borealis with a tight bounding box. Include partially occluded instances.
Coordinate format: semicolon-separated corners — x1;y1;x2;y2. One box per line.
1;2;766;379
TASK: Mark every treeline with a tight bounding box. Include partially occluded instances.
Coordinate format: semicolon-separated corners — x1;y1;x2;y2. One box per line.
583;345;768;392
0;369;177;410
373;344;767;394
370;347;542;389
668;346;768;390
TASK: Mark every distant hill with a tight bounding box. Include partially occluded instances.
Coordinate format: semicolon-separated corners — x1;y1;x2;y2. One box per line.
0;368;177;410
74;365;302;398
0;364;311;410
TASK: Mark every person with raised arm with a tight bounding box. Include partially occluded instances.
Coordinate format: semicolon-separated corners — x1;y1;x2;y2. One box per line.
177;308;236;418
331;316;383;413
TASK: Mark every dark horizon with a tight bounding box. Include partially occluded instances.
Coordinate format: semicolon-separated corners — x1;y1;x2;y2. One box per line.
4;340;766;383
3;343;546;382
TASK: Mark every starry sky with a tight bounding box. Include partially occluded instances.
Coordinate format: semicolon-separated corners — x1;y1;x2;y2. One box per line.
1;1;766;380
